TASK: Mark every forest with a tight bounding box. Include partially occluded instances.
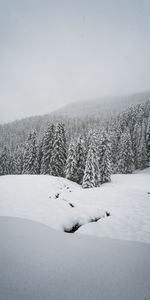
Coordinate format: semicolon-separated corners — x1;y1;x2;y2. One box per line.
0;100;150;188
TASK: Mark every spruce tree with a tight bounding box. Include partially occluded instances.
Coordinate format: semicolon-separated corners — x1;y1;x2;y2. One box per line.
132;122;141;169
90;131;101;186
117;129;134;174
65;142;77;181
22;130;38;174
13;145;23;174
74;136;86;184
137;121;149;169
146;117;150;165
98;131;111;183
50;123;67;177
9;153;16;174
36;139;44;174
82;146;95;188
40;124;55;174
59;123;67;167
0;147;10;175
110;120;122;173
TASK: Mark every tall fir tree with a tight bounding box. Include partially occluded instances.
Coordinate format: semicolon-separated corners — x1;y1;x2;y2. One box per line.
82;146;95;188
137;121;149;169
50;123;67;177
110;120;122;173
13;145;23;174
0;147;10;175
9;153;16;174
117;129;134;174
40;124;55;174
132;122;141;169
90;131;101;186
22;130;38;174
65;142;77;181
98;131;111;183
36;139;44;174
74;136;86;185
0;150;3;175
146;116;150;164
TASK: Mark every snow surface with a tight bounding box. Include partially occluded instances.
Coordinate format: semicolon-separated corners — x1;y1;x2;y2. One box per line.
0;217;150;300
0;168;150;243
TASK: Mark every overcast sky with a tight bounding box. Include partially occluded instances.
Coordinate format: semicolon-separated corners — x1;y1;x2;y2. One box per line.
0;0;150;123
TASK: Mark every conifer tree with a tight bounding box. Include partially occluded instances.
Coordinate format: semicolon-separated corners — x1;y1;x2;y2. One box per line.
82;146;95;188
65;142;77;181
132;122;141;169
58;123;67;166
8;153;16;174
0;153;2;175
0;147;10;175
90;131;101;186
146;117;150;164
22;130;38;174
117;129;134;174
98;131;111;183
110;120;122;173
137;121;149;169
50;123;67;177
40;124;55;174
74;136;86;184
13;145;23;174
36;139;44;174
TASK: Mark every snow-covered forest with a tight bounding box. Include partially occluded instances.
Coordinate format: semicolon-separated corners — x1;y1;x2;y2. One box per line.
1;0;150;298
0;100;150;188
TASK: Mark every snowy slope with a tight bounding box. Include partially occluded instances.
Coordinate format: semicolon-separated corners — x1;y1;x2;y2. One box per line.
71;169;150;243
0;217;150;300
0;175;106;231
0;168;150;243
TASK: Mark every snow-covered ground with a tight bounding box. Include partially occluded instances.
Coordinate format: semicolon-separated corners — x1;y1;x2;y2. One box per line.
0;168;150;243
1;217;150;300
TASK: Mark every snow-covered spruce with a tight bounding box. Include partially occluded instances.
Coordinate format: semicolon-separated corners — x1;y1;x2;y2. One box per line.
65;141;77;181
117;128;134;174
82;146;96;188
74;136;86;185
0;146;11;175
40;124;55;174
146;116;150;164
22;130;38;174
137;121;149;169
98;131;111;183
50;123;67;177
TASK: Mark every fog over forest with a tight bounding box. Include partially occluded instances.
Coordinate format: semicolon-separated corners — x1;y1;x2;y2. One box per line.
0;0;150;123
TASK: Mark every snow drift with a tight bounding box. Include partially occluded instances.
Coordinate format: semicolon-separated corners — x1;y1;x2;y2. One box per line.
0;217;150;300
0;168;150;243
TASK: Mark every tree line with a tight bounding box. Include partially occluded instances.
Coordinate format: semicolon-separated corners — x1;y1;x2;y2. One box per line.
0;100;150;188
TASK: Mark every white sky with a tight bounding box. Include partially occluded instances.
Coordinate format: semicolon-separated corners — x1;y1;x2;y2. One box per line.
0;0;150;123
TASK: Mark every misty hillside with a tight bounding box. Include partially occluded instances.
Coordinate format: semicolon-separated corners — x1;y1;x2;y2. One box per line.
0;91;150;151
53;91;150;118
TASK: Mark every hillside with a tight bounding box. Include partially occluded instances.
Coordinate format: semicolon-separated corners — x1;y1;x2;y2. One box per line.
53;90;150;118
0;168;150;244
0;90;150;152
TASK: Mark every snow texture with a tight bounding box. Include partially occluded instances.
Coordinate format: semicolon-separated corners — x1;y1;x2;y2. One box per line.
0;168;150;243
0;217;150;300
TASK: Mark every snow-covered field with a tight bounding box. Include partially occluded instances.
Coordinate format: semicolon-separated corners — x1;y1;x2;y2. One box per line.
0;217;150;300
0;168;150;243
0;170;150;299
